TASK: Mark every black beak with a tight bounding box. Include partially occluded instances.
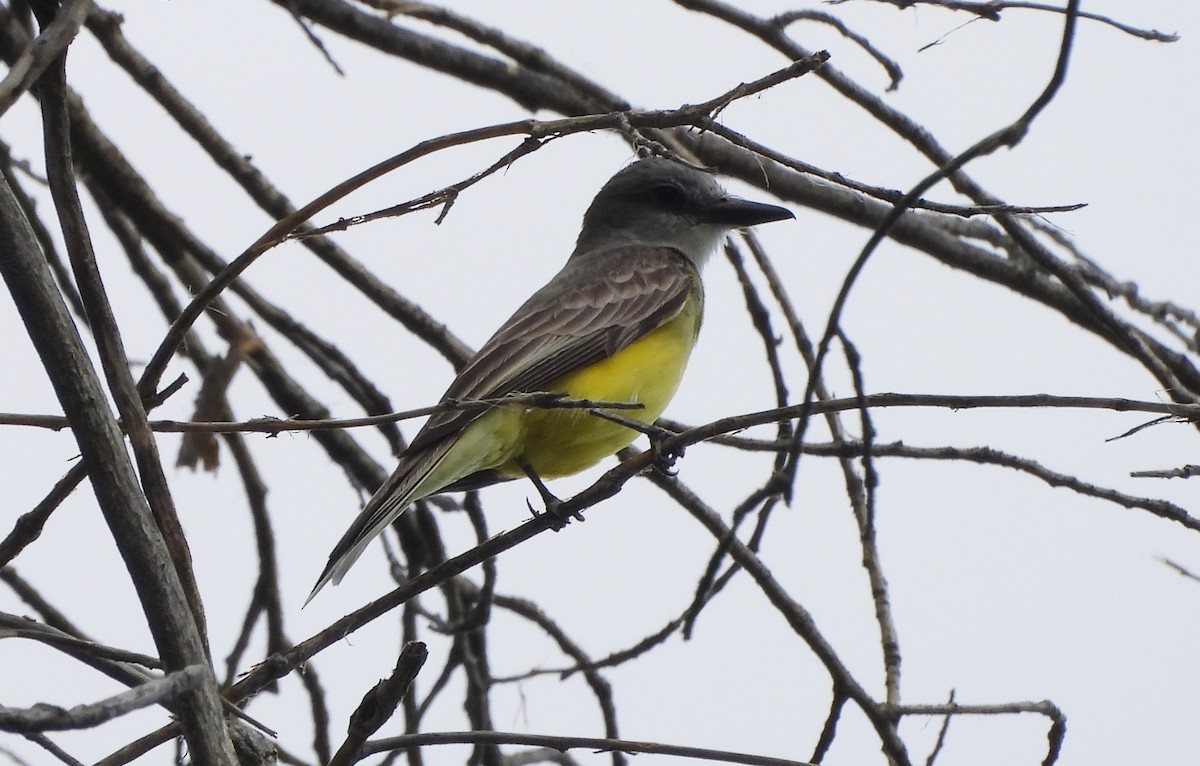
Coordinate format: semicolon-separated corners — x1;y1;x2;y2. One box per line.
702;196;795;227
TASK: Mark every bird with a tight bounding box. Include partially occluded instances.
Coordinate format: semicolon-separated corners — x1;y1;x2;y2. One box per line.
308;155;793;600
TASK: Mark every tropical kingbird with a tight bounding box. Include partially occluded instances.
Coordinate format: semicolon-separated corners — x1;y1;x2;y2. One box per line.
309;156;793;599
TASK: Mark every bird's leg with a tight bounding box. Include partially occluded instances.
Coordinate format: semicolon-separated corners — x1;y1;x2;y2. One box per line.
518;461;584;530
645;424;684;476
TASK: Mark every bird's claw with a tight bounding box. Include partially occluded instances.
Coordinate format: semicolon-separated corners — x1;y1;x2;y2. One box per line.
520;460;585;531
648;428;684;476
526;496;584;532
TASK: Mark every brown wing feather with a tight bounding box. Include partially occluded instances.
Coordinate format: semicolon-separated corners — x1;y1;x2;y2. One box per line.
407;246;697;452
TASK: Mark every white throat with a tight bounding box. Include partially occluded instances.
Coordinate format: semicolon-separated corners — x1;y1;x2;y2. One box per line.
577;220;729;270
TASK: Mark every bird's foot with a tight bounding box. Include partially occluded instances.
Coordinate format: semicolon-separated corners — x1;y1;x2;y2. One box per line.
520;461;584;531
647;425;684;476
526;496;585;531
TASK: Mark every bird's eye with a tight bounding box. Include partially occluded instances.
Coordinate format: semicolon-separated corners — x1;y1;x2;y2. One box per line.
648;183;686;208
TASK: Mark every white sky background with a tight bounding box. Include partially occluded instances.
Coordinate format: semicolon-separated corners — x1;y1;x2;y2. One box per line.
2;1;1199;765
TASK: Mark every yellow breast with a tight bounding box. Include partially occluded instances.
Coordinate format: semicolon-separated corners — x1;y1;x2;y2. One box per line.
507;293;703;478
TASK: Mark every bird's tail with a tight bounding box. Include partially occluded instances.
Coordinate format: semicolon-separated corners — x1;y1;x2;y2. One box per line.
305;442;450;604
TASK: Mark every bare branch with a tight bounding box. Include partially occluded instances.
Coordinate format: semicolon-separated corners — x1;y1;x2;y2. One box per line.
0;665;206;733
328;642;427;766
827;0;1178;42
0;0;89;116
366;730;818;766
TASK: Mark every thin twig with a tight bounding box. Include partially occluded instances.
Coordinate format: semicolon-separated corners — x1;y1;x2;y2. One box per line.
366;730;816;766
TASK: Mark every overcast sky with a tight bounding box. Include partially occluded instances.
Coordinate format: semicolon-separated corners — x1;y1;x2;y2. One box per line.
2;2;1198;765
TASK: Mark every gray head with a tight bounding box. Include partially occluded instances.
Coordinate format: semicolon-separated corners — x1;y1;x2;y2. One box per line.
572;156;793;267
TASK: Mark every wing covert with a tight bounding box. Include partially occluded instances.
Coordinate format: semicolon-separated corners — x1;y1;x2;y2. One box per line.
408;246;698;452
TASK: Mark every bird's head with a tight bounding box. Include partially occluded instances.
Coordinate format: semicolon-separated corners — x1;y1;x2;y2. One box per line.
573;156;794;266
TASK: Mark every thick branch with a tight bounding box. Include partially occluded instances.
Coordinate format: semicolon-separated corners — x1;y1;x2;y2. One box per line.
0;129;234;766
0;666;206;733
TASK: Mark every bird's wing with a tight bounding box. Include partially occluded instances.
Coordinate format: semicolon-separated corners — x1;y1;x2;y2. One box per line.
410;246;699;451
308;246;697;600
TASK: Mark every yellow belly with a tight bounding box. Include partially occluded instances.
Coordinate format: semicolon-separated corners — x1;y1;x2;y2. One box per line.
510;296;701;477
414;293;702;497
